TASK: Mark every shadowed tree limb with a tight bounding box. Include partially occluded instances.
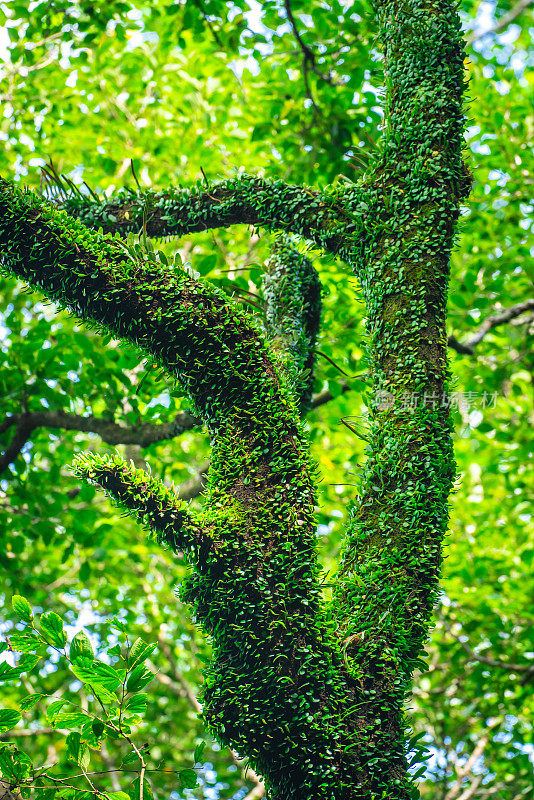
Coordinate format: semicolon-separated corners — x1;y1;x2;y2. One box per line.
0;409;200;466
0;418;35;475
0;386;346;477
2;298;527;479
262;236;322;413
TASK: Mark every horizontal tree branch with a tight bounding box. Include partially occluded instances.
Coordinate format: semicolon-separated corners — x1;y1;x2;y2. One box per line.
448;299;534;355
57;174;367;257
0;383;346;477
0;727;69;741
445;625;533;673
5;290;525;475
1;408;198;447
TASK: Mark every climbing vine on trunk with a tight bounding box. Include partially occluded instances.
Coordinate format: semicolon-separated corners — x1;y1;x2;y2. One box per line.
0;1;472;797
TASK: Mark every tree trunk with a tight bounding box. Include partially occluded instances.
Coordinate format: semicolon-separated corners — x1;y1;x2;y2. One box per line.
0;0;472;796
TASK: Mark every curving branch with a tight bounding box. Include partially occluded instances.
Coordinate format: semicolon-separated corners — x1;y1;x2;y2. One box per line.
1;178;361;798
0;180;298;436
57;174;368;257
443;621;534;674
448;299;534;355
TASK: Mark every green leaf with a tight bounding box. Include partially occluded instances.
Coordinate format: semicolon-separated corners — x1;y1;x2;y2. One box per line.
128;638;157;669
7;631;46;655
193;741;205;763
20;694;44;711
12;596;33;621
46;699;67;720
127;778;153;800
124;693;147;716
0;745;32;780
66;731;90;770
179;768;198;789
121;749;140;765
71;661;123;692
126;664;153;693
0;654;40;682
70;631;94;667
0;709;21;733
40;612;66;648
52;711;93;728
81;718;105;748
196;253;217;275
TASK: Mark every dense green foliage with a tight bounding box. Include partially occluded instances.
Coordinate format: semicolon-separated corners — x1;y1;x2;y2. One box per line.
0;1;533;799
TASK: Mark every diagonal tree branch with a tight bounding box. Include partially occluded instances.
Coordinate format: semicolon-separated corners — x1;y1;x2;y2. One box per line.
443;620;534;674
448;299;534;355
0;417;35;475
467;0;534;46
443;737;488;800
72;452;210;558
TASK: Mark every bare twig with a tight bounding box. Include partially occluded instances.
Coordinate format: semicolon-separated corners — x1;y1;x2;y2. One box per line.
283;0;343;88
448;299;534;355
467;0;534;46
444;736;488;800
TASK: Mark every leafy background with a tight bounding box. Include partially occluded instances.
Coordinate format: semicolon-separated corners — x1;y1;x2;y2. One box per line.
0;0;533;798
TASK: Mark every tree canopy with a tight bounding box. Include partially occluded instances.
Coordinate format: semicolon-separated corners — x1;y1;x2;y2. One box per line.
0;1;533;799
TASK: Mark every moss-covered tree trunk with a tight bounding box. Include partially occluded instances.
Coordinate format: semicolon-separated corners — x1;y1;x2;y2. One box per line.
0;1;471;797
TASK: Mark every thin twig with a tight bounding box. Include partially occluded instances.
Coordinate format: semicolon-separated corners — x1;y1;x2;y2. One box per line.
467;0;534;46
448;299;534;355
